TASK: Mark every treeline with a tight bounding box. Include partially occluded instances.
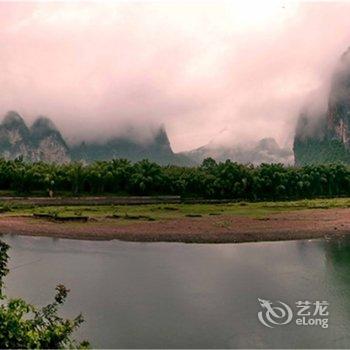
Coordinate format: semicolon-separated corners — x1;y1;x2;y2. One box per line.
0;157;350;200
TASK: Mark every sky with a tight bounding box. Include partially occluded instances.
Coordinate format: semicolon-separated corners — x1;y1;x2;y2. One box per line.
0;1;350;151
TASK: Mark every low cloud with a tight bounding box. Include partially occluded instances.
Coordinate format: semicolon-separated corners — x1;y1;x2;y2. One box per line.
0;2;349;151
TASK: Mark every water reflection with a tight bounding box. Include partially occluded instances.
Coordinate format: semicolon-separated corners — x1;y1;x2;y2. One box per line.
325;236;350;268
2;235;350;348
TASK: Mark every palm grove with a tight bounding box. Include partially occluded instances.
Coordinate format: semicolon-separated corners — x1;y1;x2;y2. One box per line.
0;157;349;200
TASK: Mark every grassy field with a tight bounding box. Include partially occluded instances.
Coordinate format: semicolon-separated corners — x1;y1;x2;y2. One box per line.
1;197;350;222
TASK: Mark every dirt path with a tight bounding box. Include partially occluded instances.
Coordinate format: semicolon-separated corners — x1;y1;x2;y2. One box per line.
0;208;349;243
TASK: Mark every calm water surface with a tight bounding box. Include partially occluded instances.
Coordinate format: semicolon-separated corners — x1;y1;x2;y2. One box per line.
2;235;350;348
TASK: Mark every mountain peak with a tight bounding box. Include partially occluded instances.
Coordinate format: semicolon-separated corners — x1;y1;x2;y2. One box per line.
30;116;60;141
0;112;193;165
31;116;58;132
153;124;170;147
2;111;27;129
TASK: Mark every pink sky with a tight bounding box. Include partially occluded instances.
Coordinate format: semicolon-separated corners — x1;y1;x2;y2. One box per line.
0;1;350;151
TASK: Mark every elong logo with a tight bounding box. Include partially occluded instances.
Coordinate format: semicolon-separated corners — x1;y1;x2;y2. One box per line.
258;299;293;328
258;298;329;329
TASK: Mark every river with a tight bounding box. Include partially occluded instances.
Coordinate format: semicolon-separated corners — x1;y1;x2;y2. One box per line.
2;235;350;348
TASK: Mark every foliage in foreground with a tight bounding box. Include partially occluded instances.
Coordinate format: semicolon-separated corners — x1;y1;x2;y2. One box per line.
1;157;350;200
0;241;89;349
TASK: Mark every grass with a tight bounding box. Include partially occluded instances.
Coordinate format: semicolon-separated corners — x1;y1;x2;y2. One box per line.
1;197;350;222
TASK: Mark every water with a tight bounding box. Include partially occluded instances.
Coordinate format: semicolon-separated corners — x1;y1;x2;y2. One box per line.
2;235;350;348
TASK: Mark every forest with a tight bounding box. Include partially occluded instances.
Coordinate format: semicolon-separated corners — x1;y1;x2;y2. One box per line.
0;157;349;201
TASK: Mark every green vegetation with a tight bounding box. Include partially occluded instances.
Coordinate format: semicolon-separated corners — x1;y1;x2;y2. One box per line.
0;241;89;349
1;157;350;201
6;197;350;221
294;138;350;166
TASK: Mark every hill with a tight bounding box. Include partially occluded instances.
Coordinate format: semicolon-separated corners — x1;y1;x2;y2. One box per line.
294;47;350;165
183;137;293;165
0;113;193;165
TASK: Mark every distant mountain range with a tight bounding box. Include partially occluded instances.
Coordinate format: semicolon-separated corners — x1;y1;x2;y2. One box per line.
0;111;193;165
0;111;293;165
0;111;70;163
70;125;193;165
181;137;293;165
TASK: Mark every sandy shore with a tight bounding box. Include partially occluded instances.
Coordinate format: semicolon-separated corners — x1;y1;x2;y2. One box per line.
0;208;349;243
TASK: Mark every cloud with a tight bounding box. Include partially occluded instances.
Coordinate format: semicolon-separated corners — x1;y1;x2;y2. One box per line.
0;1;349;151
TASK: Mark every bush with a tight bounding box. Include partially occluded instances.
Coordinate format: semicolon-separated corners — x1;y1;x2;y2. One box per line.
0;241;89;349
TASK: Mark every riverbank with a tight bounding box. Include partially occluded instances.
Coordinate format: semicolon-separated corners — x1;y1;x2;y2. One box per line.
0;198;349;243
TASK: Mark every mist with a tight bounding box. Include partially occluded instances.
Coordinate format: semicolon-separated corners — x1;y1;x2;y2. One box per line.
1;1;350;151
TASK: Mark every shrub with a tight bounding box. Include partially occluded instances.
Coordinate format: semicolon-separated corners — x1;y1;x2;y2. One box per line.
0;241;89;349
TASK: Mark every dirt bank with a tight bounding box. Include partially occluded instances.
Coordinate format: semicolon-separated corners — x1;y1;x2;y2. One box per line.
0;208;349;243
